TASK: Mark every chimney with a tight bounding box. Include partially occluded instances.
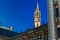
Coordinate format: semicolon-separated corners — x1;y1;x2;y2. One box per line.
9;26;12;31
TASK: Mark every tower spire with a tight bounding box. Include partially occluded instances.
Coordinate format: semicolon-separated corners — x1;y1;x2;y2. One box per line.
34;2;41;28
37;2;39;9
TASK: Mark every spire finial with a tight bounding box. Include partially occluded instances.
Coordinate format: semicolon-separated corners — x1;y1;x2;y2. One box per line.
37;1;39;9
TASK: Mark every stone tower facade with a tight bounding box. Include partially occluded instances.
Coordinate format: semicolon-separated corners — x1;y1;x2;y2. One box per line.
34;2;41;28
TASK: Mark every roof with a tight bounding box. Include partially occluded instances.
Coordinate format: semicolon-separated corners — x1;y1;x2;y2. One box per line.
0;28;20;38
0;23;48;38
26;23;48;34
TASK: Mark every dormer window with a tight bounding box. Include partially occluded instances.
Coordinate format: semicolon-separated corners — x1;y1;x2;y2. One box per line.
16;38;20;40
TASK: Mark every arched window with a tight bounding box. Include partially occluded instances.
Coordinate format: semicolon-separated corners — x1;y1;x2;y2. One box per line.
30;37;33;40
37;35;43;40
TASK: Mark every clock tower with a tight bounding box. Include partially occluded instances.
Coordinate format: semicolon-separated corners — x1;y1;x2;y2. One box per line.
34;2;41;28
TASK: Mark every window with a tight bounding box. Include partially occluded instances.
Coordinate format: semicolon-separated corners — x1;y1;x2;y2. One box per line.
57;28;60;38
37;35;43;40
54;1;59;22
30;37;34;40
35;11;39;16
56;7;59;18
47;33;48;40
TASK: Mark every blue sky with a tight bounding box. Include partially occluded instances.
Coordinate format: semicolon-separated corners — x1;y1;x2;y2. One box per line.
0;0;48;32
